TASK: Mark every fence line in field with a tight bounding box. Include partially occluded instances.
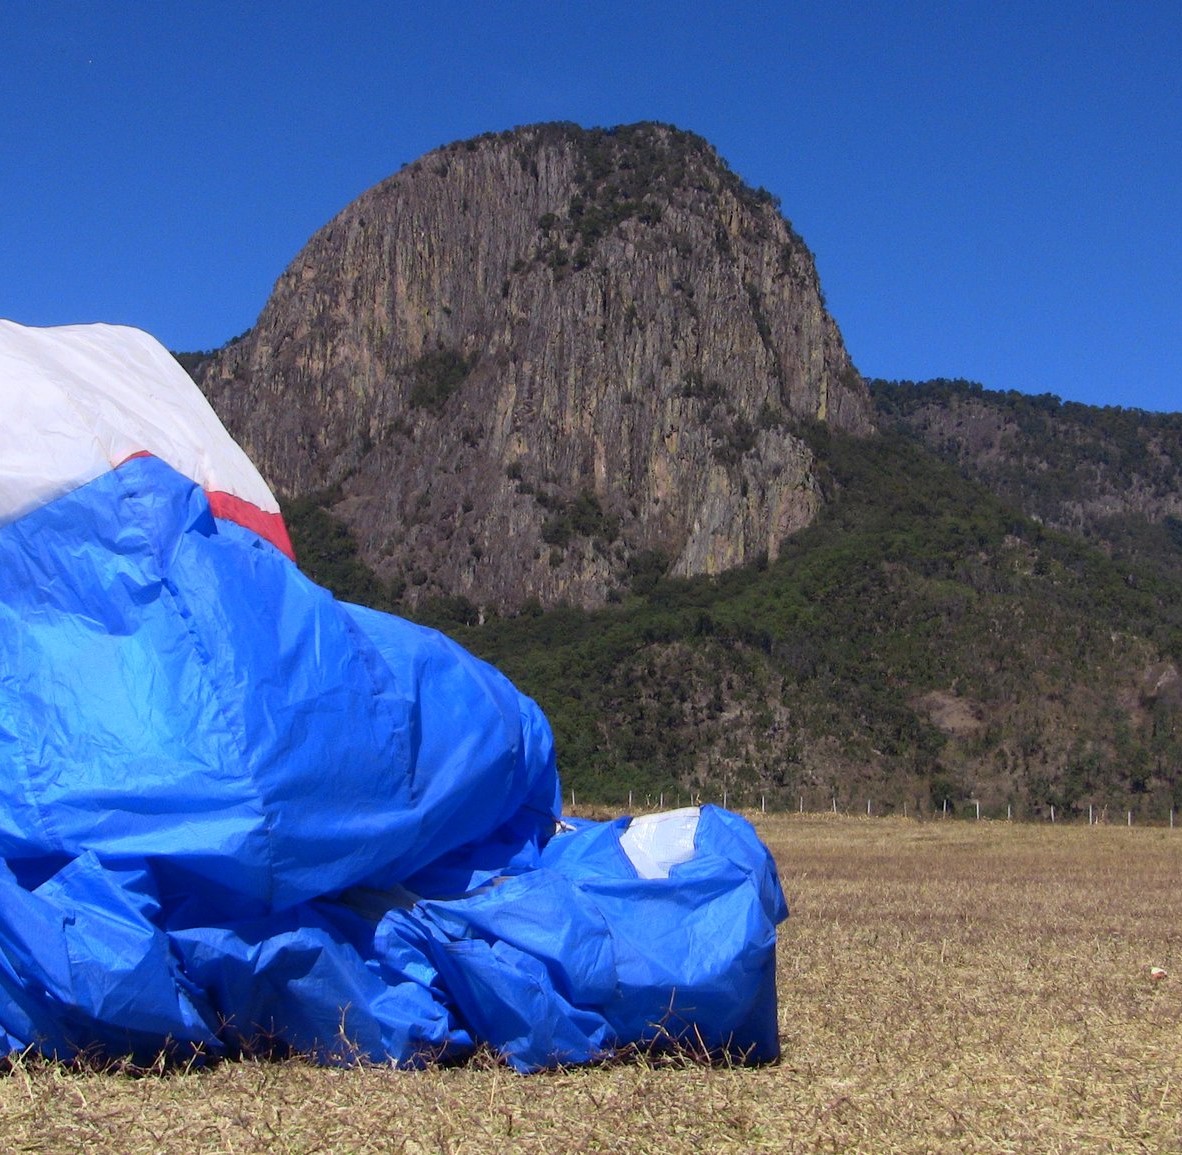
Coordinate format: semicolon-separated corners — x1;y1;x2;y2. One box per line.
574;787;1179;828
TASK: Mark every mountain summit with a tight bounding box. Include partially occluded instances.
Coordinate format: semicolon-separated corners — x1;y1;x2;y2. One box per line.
198;122;871;611
190;123;1182;816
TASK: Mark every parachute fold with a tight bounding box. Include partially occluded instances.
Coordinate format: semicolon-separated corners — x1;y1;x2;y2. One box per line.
0;320;786;1070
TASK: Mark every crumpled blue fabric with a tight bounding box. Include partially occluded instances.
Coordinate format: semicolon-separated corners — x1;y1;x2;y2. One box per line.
0;455;787;1069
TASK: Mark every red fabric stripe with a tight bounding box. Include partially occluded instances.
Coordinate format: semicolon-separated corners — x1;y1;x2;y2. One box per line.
114;452;296;560
206;490;296;559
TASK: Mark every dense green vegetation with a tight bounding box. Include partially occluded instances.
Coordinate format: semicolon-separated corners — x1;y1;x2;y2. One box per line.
407;347;475;413
288;416;1182;820
871;377;1182;573
283;488;404;612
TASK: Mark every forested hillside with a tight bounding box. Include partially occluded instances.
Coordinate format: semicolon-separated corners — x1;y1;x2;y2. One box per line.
872;377;1182;577
179;123;1182;816
285;415;1182;819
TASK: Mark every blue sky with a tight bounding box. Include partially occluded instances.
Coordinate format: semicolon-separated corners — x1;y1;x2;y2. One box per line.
4;2;1179;411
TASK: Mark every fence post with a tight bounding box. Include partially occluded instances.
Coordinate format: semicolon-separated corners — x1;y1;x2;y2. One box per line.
1128;810;1133;827
975;800;980;821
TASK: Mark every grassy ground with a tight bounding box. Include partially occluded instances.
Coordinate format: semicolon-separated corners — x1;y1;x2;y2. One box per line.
2;814;1179;1153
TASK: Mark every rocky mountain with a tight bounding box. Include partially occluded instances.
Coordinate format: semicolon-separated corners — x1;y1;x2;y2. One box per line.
439;420;1182;820
872;378;1182;550
185;123;1182;816
196;122;871;612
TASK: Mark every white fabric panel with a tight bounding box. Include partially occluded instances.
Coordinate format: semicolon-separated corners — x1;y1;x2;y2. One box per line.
0;320;278;524
619;807;701;879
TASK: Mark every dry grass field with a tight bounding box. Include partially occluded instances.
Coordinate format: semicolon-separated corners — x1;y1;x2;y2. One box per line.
2;814;1179;1154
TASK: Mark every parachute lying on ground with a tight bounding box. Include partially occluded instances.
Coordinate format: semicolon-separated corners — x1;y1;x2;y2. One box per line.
0;320;787;1071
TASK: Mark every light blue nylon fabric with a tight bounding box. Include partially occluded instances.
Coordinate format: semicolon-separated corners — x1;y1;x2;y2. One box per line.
0;456;786;1069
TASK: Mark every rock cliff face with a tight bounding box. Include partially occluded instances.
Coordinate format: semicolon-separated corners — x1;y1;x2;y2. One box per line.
199;123;872;610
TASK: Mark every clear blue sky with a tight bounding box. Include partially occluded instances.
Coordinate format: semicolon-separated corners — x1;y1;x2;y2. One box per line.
4;2;1179;411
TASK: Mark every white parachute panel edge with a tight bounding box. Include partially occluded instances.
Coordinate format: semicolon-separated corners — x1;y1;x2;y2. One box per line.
0;320;279;526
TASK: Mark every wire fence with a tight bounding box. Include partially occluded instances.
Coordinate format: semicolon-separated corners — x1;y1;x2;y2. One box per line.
567;786;1180;827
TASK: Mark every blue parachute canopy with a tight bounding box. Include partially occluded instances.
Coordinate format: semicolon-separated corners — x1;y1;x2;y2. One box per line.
0;320;787;1070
